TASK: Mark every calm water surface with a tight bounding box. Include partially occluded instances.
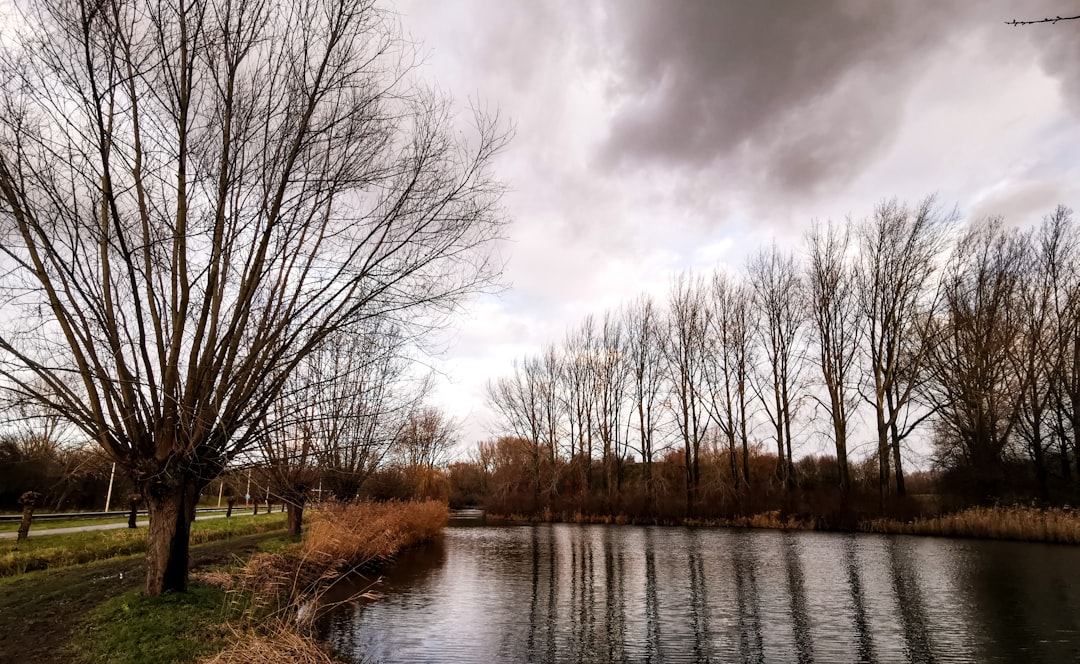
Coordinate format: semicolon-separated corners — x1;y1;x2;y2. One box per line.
320;524;1080;663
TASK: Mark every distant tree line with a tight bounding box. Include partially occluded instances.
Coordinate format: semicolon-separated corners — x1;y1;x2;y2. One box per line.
476;198;1080;519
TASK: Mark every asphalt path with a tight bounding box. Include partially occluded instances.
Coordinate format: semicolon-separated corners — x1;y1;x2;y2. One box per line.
0;509;280;540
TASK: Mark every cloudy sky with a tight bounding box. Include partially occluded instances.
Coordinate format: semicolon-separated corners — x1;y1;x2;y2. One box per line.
395;0;1080;458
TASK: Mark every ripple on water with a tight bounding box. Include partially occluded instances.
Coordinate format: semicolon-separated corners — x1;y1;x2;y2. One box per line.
320;524;1080;664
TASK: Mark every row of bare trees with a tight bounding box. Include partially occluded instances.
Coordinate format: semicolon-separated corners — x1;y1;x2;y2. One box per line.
488;198;1080;516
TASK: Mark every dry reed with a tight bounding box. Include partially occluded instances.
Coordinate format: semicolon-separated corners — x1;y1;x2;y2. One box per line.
861;505;1080;543
199;500;448;663
300;499;448;573
200;623;338;664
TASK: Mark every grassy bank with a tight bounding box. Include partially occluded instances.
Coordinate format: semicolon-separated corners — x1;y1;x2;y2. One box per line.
0;512;286;577
17;502;449;664
0;531;288;664
861;505;1080;544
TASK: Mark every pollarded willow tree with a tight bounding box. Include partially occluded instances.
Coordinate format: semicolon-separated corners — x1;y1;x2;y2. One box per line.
0;0;507;594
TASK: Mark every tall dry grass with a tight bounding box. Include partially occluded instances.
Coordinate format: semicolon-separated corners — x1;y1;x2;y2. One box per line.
300;499;447;573
201;627;338;664
861;505;1080;543
196;500;448;663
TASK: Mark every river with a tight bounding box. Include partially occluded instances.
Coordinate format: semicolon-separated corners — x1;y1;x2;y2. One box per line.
319;522;1080;663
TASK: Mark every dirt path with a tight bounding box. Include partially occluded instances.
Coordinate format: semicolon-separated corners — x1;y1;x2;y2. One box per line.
0;532;280;664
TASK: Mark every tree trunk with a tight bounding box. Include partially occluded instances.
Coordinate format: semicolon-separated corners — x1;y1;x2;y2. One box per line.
17;506;33;542
891;422;906;497
286;499;305;536
836;427;851;495
144;480;198;596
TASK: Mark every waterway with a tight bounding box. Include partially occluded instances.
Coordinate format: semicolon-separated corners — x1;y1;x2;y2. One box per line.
320;522;1080;663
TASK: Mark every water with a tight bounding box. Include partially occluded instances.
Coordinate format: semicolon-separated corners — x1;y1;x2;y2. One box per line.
320;524;1080;663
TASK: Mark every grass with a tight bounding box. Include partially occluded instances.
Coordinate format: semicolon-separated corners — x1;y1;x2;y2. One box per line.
0;516;140;533
68;584;234;664
1;502;445;664
861;505;1080;543
0;512;286;577
0;508;248;533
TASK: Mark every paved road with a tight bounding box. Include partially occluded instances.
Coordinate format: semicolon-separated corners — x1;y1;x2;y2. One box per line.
0;510;281;540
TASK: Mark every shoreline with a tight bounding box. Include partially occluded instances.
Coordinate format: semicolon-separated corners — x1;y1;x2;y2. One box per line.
481;504;1080;545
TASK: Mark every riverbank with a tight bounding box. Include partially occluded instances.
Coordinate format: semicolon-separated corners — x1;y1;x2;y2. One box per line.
485;505;1080;544
197;500;448;663
0;500;447;664
0;531;287;664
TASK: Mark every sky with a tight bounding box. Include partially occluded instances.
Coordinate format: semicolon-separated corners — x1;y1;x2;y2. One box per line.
396;0;1080;460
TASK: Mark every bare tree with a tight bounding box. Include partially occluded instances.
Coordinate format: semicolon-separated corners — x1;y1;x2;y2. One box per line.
1041;207;1080;487
805;221;860;494
561;317;598;493
663;272;710;515
261;322;414;534
622;295;664;510
0;0;506;594
486;357;545;509
594;310;628;497
747;246;804;492
316;325;419;501
397;405;456;499
1011;216;1072;501
537;344;564;499
702;271;756;491
926;218;1026;501
856;197;952;499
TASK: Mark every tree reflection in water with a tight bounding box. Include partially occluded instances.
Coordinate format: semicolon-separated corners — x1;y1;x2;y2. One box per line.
321;525;1080;664
843;535;876;663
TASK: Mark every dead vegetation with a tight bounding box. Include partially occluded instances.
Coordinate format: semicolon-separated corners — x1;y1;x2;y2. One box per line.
194;500;448;663
861;505;1080;543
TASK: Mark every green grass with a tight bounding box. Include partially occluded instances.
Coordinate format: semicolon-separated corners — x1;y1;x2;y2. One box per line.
0;508;245;533
0;512;287;577
0;515;143;533
68;584;235;664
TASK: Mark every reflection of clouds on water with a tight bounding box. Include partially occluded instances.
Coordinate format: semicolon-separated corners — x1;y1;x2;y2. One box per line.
323;525;1080;664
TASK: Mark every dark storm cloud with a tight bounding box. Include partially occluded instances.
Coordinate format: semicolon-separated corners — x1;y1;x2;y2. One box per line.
598;0;1068;195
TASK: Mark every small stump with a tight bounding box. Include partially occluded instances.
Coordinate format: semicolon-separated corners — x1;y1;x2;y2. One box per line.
17;491;42;542
127;494;143;528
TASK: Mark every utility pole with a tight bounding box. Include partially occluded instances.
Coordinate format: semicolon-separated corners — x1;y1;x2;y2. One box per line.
104;462;116;512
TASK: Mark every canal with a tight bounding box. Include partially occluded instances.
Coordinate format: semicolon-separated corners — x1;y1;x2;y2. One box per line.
320;522;1080;663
